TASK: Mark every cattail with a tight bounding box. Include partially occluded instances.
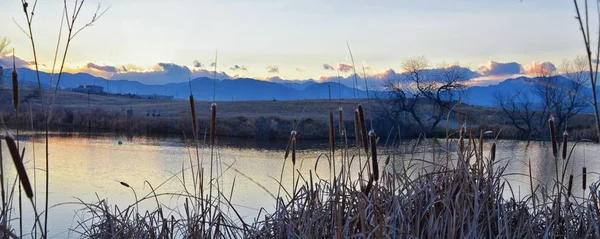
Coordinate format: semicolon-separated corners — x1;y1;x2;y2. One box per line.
291;137;296;166
120;181;130;188
549;115;557;158
4;135;33;198
358;104;368;154
490;142;496;162
583;167;587;190
384;155;390;166
369;130;379;181
567;174;574;197
562;131;568;160
354;109;360;147
338;107;344;135
12;54;18;111
284;131;296;160
210;103;217;146
328;110;335;153
189;95;197;138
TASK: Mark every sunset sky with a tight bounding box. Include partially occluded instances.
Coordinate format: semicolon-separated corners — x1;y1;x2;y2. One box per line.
0;0;591;84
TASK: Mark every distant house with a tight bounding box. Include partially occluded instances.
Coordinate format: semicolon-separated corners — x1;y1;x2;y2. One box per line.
73;84;104;94
138;94;174;100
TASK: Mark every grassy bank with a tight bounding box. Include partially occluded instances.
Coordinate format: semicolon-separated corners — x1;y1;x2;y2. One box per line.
1;87;597;141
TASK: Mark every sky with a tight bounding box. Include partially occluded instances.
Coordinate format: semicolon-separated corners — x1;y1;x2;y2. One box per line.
0;0;593;85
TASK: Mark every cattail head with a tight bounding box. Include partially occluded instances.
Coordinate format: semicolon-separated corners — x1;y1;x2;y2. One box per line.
583;167;587;190
549;115;557;158
358;104;368;154
490;142;496;162
210;103;217;146
338;107;344;135
120;181;130;188
328;110;335;154
291;137;297;166
354;109;360;147
562;131;568;160
567;174;574;197
4;134;33;198
369;130;379;181
12;54;18;111
189;95;197;138
284;130;296;160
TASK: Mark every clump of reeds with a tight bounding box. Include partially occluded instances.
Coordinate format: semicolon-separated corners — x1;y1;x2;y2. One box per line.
72;107;600;239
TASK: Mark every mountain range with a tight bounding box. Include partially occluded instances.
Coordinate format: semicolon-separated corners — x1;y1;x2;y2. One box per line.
0;68;596;111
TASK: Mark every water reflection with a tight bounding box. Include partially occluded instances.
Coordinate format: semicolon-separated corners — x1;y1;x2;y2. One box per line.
1;135;598;237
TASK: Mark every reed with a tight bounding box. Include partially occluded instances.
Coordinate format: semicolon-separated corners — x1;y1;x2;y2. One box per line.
369;130;378;180
328;110;335;154
338;107;343;135
353;109;360;147
3;135;32;198
567;174;573;197
549;115;558;157
582;167;587;190
189;95;197;139
358;104;368;154
11;54;18;112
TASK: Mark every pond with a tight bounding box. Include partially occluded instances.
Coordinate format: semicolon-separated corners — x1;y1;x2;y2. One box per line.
1;133;598;237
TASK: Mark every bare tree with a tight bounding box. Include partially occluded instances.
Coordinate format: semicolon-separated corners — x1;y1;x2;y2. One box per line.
384;57;467;133
0;37;8;87
572;0;600;142
494;90;538;139
0;37;10;57
533;59;588;134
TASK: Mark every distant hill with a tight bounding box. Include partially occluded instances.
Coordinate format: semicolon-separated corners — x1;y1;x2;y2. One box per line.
1;68;367;101
2;67;597;112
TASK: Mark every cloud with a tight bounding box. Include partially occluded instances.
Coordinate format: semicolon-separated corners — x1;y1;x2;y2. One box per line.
229;65;248;71
323;64;335;71
523;61;556;76
337;63;353;73
296;66;306;72
266;65;279;73
477;61;523;76
193;60;203;68
0;55;40;69
109;62;231;84
86;63;119;73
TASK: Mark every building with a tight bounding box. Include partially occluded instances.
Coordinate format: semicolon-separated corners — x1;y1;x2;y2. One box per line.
73;84;104;94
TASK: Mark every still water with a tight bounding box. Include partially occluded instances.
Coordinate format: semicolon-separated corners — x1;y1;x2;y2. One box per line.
1;134;599;238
